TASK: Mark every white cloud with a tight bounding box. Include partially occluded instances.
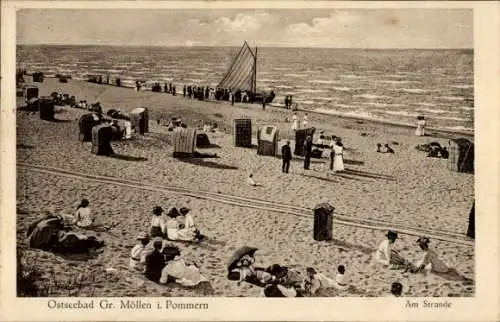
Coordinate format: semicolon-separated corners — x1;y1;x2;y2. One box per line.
213;11;272;34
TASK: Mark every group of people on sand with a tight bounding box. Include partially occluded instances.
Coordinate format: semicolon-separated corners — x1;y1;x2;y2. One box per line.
149;206;204;242
375;231;453;275
129;234;208;286
227;248;350;297
290;112;309;130
127;205;209;286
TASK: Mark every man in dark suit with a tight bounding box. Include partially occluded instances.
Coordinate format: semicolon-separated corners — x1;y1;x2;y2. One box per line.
282;141;292;173
303;136;313;170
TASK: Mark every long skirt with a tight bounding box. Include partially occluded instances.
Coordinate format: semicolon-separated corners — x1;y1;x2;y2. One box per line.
150;226;163;238
333;155;344;172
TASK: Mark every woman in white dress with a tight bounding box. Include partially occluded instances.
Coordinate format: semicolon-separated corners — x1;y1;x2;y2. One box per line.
332;141;345;172
124;120;132;139
415;116;426;136
73;199;93;228
302;113;309;128
291;113;299;131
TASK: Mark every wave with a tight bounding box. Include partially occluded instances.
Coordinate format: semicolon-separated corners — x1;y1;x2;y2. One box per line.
392;88;433;94
433;115;472;122
448;84;473;89
444;125;474;132
376;80;416;84
361;102;405;108
417;108;451;114
373;109;420;117
438;96;465;101
284;73;308;78
456;106;474;111
296;88;329;94
308;79;339;85
332;87;352;92
354;94;391;100
297;100;315;105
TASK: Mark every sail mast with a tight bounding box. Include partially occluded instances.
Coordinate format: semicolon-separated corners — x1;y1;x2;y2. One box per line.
253;46;257;94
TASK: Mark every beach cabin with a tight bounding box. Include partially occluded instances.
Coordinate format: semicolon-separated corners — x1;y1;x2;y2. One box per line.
79;114;102;142
313;203;334;241
173;128;197;158
130;107;149;135
447;138;474;173
257;125;279;156
32;72;44;83
91;124;114;156
39;97;55;121
294;128;316;156
234;119;252;147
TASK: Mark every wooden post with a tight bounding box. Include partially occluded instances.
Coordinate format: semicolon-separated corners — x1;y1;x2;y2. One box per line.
253;47;258;94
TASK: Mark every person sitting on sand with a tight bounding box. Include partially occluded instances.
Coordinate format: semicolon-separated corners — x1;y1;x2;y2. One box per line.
129;232;150;272
247;174;263;187
384;144;395;154
73;199;93;228
374;231;408;268
376;143;383;153
165;207;198;242
391;282;403;297
438;147;449;159
124;119;132;140
409;237;450;274
176;207;203;241
159;244;209;286
143;237;166;283
150;206;166;238
236;254;275;286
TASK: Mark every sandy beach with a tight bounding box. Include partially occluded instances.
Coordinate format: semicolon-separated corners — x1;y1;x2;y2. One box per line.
16;77;475;297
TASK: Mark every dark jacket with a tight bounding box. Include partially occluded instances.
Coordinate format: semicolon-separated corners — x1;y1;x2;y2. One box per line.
282;145;292;160
144;250;166;282
304;140;313;155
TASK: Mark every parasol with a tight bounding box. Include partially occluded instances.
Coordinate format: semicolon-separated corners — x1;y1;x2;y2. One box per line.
227;246;258;271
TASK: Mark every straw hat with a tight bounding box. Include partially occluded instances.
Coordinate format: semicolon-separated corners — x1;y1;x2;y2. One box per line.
179;207;190;215
167;207;180;218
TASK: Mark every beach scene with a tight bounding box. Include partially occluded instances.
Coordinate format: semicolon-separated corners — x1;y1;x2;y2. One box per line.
15;8;475;298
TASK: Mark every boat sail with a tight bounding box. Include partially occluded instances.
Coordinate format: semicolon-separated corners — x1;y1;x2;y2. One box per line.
217;41;257;93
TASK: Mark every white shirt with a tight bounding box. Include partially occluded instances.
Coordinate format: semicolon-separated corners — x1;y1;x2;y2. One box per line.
75;207;92;227
375;240;391;265
129;244;146;271
247;177;256;186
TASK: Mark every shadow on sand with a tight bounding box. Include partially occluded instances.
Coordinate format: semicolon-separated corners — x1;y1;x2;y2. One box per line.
197;143;221;149
343;159;365;166
300;173;338;183
326;238;375;256
179;158;238;170
110;154;148;162
339;169;395;181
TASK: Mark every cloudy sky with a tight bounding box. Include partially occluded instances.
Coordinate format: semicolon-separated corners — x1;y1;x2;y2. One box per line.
17;9;472;48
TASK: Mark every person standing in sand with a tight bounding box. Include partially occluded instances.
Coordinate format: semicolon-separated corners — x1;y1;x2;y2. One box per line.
303;136;313;170
302;113;309;128
291;112;299;131
281;141;292;173
332;140;345;173
415;116;426;136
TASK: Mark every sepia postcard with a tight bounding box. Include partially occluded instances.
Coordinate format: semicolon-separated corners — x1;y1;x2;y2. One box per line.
1;1;499;321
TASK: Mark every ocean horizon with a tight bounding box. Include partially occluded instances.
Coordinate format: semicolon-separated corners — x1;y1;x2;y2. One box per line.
16;44;474;133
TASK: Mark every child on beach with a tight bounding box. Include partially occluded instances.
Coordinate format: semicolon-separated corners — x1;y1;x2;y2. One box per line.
129;232;150;272
236;254;275;286
391;282;403;297
247;174;263;186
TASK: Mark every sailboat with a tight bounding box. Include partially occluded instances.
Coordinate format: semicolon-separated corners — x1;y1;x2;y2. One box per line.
217;41;275;104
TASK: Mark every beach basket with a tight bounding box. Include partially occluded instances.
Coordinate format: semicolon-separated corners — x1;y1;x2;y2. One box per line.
32;72;44;83
234;119;252;147
294;128;316;156
257;125;279;156
25;86;39;101
313;203;334;241
447;138;474;173
130;107;149;135
91;124;114;156
173;128;197;158
39;97;55;121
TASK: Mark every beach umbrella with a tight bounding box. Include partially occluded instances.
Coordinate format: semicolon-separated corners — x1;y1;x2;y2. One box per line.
227;246;258;271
